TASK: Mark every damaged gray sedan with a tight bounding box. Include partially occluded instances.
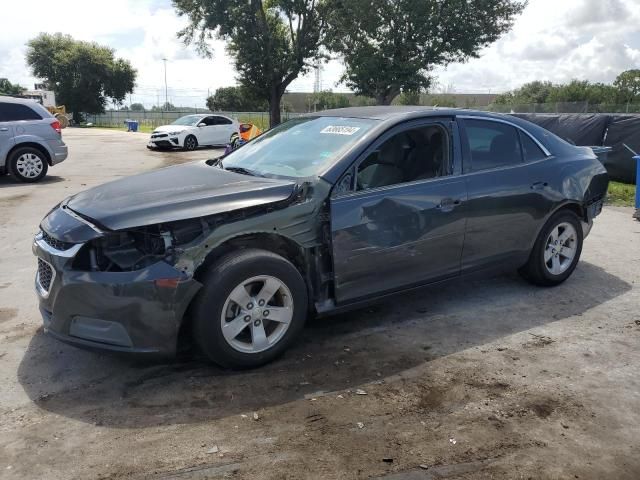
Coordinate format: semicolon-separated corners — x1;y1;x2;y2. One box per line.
33;107;608;367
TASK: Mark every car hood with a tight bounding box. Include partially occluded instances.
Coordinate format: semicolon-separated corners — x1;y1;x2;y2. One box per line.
153;125;193;134
64;161;298;231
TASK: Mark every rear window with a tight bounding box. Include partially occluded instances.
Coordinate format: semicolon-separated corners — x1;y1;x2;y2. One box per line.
0;102;43;122
463;119;522;171
519;131;548;162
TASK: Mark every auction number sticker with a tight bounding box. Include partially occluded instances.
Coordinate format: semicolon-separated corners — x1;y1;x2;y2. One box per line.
320;125;361;135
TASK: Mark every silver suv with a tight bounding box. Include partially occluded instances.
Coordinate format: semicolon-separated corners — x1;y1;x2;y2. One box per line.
0;96;68;182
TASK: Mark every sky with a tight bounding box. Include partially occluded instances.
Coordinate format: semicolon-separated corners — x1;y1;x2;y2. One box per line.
1;0;639;108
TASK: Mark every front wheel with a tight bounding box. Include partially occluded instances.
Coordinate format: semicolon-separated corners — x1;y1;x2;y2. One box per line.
519;210;583;286
183;135;198;151
9;147;48;183
191;249;308;368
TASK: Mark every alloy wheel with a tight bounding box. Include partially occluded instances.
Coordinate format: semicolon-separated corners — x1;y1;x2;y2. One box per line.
185;136;197;150
544;222;578;275
220;275;294;354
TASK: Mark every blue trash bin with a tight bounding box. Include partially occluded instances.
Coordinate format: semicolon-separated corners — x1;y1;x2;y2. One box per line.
130;120;139;132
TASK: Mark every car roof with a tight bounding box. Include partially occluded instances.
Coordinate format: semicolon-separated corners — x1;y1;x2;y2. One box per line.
0;95;43;105
312;106;578;184
311;106;517;121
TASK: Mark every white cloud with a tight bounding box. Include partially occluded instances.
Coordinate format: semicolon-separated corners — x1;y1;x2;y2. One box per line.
1;0;640;106
431;0;640;93
0;0;235;107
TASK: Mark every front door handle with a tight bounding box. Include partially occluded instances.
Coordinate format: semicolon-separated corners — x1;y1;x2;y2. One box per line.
530;181;549;190
437;198;462;212
0;127;8;132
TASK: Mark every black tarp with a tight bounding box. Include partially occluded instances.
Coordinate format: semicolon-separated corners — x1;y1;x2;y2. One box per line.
603;115;640;184
512;113;611;146
511;113;637;184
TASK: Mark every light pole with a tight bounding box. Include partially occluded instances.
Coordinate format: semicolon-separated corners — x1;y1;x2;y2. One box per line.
162;58;168;109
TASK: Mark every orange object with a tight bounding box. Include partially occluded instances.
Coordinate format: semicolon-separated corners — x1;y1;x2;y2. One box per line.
239;123;262;142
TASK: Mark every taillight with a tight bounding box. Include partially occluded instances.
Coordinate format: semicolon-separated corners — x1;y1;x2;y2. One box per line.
50;120;61;135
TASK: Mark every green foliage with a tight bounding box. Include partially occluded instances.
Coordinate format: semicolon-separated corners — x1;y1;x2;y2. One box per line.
422;94;458;107
493;81;555;105
308;90;350;110
206;86;266;111
351;95;377;107
26;33;136;122
614;69;640;104
130;103;145;112
151;102;176;112
607;181;636;207
396;90;421;106
174;0;328;126
0;78;26;95
492;72;640;109
325;0;525;105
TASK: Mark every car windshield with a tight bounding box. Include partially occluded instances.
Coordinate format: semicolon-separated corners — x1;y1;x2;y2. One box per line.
221;116;377;177
172;115;203;126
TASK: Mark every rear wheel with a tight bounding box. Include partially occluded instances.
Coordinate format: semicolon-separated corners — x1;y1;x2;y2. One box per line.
9;147;48;183
519;210;583;286
183;135;198;151
191;249;308;368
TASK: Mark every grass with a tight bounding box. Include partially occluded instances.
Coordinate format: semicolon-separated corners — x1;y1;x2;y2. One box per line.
90;124;155;133
606;181;636;207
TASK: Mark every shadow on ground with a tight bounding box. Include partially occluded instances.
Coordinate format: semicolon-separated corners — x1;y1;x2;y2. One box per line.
17;262;630;428
0;175;66;188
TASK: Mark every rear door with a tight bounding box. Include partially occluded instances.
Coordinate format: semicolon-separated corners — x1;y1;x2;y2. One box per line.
330;119;467;303
458;117;555;272
197;116;217;145
0;110;15;167
210;116;235;145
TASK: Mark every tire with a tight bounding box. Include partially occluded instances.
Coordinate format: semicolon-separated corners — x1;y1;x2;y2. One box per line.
9;146;48;183
519;210;583;286
183;135;198;151
191;248;308;368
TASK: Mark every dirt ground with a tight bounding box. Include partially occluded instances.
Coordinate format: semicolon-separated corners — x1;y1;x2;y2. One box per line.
0;128;639;480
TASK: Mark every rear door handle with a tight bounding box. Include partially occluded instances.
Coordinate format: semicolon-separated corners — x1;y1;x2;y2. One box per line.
437;198;462;212
530;182;548;190
0;128;8;132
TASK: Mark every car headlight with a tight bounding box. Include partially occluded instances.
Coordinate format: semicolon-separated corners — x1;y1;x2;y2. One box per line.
167;131;182;136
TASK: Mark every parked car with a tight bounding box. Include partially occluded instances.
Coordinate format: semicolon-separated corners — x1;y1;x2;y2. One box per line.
33;107;608;367
147;114;239;151
0;96;68;182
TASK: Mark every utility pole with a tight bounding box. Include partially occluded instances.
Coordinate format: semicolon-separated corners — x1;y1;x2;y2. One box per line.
162;58;168;109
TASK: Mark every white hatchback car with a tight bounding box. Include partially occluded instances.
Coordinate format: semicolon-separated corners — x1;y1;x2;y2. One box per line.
148;114;239;151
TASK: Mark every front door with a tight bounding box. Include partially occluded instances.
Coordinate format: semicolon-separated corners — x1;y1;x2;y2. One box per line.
330;120;467;303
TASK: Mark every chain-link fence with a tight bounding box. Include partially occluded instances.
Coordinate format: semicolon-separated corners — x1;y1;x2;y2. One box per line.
86;110;302;131
484;101;640;114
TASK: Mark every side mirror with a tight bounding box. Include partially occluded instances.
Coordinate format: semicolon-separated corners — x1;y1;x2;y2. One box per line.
197;122;206;127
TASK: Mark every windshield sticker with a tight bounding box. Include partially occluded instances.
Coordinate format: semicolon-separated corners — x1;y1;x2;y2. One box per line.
320;125;361;135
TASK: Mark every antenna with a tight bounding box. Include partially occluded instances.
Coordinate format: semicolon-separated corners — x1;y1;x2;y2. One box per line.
313;59;322;93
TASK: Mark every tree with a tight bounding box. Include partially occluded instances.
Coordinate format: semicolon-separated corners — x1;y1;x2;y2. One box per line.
308;90;350;110
26;33;137;123
130;103;145;112
614;69;640;104
173;0;327;126
326;0;525;105
206;86;266;111
0;78;26;95
151;102;176;112
396;90;421;105
494;81;555;105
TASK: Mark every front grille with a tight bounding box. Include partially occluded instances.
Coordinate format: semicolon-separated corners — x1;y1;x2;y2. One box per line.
37;258;54;293
41;230;74;251
151;133;168;139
